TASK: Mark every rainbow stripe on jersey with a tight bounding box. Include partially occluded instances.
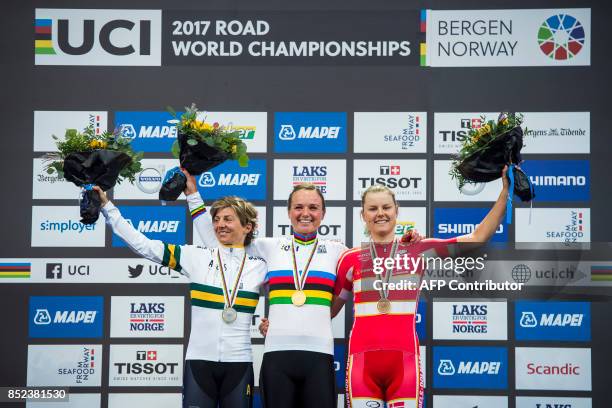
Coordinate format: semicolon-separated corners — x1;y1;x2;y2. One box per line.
268;269;335;306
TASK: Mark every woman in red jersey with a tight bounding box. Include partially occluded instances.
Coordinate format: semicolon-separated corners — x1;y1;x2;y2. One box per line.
332;168;509;408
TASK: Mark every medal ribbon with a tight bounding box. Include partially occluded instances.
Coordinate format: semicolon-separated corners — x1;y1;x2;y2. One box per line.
291;238;319;291
217;248;247;308
369;238;399;300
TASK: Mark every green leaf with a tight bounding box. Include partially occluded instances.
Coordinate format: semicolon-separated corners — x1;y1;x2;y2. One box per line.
166;105;177;118
171;140;180;158
238;154;249;167
187;138;198;146
46;167;55;174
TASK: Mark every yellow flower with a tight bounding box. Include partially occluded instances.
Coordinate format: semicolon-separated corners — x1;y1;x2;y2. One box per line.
89;140;108;149
500;118;509;126
191;120;213;133
231;145;237;154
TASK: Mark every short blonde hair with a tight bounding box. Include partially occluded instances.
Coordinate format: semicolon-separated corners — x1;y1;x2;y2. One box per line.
360;184;397;207
210;196;258;246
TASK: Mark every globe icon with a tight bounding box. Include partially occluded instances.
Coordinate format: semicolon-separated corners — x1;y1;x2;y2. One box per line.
512;264;532;283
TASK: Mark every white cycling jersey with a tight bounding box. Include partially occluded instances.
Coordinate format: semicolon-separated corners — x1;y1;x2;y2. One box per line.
187;193;346;355
102;202;267;362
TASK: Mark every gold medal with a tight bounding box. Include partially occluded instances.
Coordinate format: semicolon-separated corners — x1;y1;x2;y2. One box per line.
377;298;391;314
291;290;307;306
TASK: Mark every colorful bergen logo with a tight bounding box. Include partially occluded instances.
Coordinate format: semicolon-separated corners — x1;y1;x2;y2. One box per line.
538;14;586;60
515;301;591;341
433;346;508;389
195;159;266;200
29;296;104;338
112;206;186;247
274;112;347;153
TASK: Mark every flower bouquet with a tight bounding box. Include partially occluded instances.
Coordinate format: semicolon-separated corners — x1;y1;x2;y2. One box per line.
159;104;249;201
44;126;143;224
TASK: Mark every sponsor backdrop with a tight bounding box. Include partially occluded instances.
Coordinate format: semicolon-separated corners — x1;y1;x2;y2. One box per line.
1;0;611;407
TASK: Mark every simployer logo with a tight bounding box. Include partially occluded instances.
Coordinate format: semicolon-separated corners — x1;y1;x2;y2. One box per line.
109;344;182;386
433;346;508;389
32;206;106;247
27;345;101;387
515;347;591;390
112;206;185;247
516;301;590;341
274;112;347;153
520;160;590;201
35;9;161;66
29;296;103;338
111;296;184;338
353;160;427;201
434;208;507;243
196;159;266;200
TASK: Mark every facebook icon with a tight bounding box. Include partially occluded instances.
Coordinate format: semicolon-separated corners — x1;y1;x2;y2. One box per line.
46;263;62;279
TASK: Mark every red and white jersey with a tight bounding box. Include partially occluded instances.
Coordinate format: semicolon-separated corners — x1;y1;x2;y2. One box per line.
335;238;457;355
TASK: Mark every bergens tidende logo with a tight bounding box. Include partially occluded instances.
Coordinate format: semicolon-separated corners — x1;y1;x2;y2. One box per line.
538;14;585;60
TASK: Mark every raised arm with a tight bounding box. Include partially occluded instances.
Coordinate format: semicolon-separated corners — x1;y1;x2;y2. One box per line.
96;186;191;275
457;166;510;243
183;169;220;249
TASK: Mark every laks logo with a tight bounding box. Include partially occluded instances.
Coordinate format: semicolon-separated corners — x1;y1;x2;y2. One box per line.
433;346;508;389
109;344;183;386
515;347;591;391
112;206;185;247
111;296;184;338
274;112;347;153
195;159;266;200
29;296;103;338
129;302;166;332
34;9;162;66
292;165;328;193
515;301;590;341
451;304;488;333
515;396;592;408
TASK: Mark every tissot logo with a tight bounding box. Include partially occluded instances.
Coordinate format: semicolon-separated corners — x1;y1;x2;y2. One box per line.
109;344;182;386
277;224;341;236
34;9;162;66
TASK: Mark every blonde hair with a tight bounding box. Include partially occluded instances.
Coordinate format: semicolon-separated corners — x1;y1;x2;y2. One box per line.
210;196;258;246
287;183;326;211
360;184;397;207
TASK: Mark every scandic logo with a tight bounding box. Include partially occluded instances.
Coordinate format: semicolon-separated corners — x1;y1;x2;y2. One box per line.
278;124;341;140
526;363;580;375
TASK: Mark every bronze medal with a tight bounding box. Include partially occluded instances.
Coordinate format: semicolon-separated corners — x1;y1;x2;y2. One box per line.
377;298;391;314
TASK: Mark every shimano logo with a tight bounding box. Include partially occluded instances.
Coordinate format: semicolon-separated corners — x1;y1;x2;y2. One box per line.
530;175;586;186
438;223;503;234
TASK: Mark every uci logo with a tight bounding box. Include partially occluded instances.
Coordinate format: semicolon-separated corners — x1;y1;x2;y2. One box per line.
198;172;216;187
520;311;538;328
278;125;297;140
34;9;161;66
120;124;137;139
438;359;455;376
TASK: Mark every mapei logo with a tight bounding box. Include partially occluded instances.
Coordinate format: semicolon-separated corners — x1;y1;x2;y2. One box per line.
538;14;586;60
112;206;185;247
29;296;104;338
515;301;590;341
195;160;266;200
34;9;162;66
114;112;179;152
433;346;507;389
274;112;347;153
